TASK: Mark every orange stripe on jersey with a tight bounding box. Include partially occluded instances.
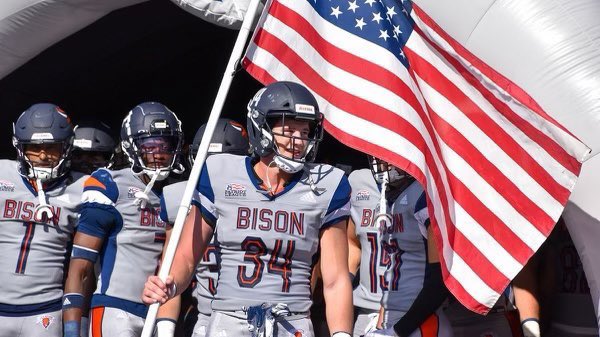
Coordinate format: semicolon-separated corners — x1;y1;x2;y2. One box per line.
84;177;106;190
91;307;105;337
419;313;440;337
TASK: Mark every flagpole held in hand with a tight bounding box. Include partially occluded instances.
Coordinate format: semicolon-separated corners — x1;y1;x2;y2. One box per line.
140;1;264;335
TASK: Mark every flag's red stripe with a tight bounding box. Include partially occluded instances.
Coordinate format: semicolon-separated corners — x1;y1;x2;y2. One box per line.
411;3;577;139
243;58;277;85
405;47;571;204
410;22;582;176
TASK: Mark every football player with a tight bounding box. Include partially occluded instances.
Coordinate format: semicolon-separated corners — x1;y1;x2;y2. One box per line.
62;102;184;337
155;118;250;337
142;81;354;337
71;121;117;174
346;160;386;336
0;103;87;337
364;157;453;337
538;218;598;337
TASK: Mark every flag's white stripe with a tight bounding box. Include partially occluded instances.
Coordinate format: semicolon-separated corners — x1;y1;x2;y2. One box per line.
448;253;501;308
413;70;565;221
412;10;590;163
454;203;524;279
406;35;578;193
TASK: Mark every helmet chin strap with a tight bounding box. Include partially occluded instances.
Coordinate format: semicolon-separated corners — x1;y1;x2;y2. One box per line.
273;154;304;174
375;177;394;243
34;179;54;220
133;169;162;209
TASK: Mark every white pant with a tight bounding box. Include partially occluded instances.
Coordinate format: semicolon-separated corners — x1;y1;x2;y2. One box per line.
89;306;144;337
0;309;62;337
192;312;212;337
207;310;315;337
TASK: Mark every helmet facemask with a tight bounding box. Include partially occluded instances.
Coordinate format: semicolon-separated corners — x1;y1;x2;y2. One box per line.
260;113;323;173
13;138;73;183
368;156;407;186
123;134;183;181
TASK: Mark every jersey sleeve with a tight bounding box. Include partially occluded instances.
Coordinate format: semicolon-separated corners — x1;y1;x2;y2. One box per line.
159;194;170;224
414;191;430;238
322;174;351;229
192;163;217;227
77;169;121;238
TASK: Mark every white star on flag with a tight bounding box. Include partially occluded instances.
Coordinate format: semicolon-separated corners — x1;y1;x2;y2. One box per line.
372;12;383;24
379;29;390;41
348;0;359;13
386;6;397;19
365;0;377;6
331;6;342;19
355;17;367;30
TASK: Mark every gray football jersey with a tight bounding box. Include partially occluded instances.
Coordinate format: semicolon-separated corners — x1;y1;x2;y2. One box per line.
349;169;385;311
550;220;598;329
0;159;86;309
160;181;217;315
77;168;167;317
380;181;429;313
194;154;351;313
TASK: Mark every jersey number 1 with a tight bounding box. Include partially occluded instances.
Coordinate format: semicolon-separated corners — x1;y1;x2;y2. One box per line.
237;236;296;292
15;222;36;274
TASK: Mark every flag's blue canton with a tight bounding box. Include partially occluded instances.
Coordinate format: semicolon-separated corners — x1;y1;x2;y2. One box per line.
307;0;414;67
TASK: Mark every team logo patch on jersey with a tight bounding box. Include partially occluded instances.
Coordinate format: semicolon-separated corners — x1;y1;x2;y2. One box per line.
36;314;55;330
0;180;15;192
355;189;370;201
225;183;247;198
128;186;142;198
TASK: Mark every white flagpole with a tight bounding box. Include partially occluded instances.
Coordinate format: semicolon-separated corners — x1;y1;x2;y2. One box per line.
141;1;263;335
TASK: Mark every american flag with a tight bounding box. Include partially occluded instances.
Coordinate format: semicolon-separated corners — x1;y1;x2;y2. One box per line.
242;0;590;313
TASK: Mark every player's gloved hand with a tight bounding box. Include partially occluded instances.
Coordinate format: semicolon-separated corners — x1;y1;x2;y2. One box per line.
364;327;399;337
364;312;380;334
270;303;291;318
521;318;541;337
142;275;176;305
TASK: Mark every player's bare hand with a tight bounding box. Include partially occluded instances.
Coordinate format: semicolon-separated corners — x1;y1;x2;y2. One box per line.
141;275;174;305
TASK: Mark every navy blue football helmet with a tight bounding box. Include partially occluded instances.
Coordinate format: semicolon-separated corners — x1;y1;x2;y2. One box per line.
246;81;324;173
12;103;75;182
72;121;117;174
120;102;184;180
188;118;250;166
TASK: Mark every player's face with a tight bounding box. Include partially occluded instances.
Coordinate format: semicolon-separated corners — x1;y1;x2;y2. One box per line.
24;143;63;168
271;118;311;160
136;136;176;169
